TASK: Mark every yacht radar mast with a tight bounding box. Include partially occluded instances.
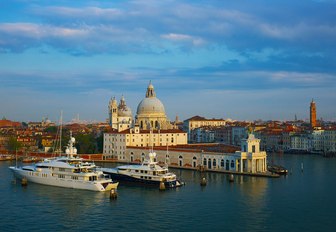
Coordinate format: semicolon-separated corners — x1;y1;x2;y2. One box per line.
65;131;77;158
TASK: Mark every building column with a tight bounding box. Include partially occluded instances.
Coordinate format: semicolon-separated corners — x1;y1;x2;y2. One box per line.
240;159;243;172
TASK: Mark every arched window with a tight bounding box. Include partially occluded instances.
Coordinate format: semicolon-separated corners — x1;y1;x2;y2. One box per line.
231;160;235;168
208;158;211;169
221;159;224;167
213;159;216;167
179;155;183;167
226;160;230;170
140;121;143;129
192;157;197;168
203;158;207;166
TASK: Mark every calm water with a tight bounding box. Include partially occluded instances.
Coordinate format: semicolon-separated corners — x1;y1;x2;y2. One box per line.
1;154;336;232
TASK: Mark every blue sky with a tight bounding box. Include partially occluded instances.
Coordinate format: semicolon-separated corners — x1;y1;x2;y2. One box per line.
0;0;335;122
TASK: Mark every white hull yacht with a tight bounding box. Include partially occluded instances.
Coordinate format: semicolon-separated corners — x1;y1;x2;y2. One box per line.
9;133;118;192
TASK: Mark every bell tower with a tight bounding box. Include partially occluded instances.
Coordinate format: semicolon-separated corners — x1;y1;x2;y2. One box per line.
108;97;118;128
310;99;316;128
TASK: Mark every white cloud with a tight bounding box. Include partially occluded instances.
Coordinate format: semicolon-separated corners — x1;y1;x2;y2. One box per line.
161;33;205;46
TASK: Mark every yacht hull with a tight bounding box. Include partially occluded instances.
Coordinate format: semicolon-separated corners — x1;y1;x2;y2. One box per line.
103;170;178;188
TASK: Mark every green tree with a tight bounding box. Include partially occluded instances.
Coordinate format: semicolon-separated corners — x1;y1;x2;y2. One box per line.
44;126;58;133
75;134;97;154
7;136;22;152
96;133;104;153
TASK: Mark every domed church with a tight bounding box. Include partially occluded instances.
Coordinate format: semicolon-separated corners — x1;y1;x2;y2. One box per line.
135;81;175;130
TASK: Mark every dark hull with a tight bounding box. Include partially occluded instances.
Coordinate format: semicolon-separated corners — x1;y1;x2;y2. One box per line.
268;165;288;175
103;171;178;188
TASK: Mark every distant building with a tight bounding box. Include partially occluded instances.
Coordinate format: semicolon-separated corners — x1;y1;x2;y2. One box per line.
310;99;317;128
232;126;248;146
183;115;226;142
0;119;21;128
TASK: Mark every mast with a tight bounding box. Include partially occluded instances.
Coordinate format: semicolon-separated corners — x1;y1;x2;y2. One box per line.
59;110;63;156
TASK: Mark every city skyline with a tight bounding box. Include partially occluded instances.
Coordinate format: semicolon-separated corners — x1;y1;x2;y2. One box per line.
1;0;335;122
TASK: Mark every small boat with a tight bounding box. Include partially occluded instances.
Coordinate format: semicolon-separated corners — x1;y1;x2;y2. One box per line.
9;132;118;192
101;151;184;188
0;155;14;161
268;165;288;175
22;157;42;163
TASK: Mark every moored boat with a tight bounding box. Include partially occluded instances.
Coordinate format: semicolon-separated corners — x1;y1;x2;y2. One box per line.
101;151;184;188
268;165;288;175
9;133;118;192
0;155;14;161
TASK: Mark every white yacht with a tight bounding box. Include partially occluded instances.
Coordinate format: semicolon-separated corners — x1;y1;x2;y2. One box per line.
101;151;183;188
9;133;118;192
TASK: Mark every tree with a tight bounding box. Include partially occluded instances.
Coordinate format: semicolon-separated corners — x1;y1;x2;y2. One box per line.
96;133;104;153
44;126;58;133
7;136;22;152
75;134;97;154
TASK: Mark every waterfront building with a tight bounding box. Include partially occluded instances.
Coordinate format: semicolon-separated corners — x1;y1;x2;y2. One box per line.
311;129;324;152
290;134;311;151
233;133;267;173
310;99;317;128
121;133;267;174
324;129;336;153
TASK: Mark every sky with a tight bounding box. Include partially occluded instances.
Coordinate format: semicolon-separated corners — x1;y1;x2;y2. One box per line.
0;0;335;123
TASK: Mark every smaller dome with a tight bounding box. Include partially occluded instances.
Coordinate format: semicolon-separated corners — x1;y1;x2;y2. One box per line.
118;106;132;117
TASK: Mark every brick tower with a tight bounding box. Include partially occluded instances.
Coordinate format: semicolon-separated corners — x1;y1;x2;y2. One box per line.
310;99;316;128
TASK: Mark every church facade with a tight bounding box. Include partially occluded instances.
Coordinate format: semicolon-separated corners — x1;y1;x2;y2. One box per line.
104;82;187;160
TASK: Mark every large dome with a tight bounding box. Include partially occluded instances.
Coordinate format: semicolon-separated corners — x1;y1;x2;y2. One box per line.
136;97;165;115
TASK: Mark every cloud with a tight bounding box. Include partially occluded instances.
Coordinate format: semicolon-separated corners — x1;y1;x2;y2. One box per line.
161;33;205;46
0;1;335;56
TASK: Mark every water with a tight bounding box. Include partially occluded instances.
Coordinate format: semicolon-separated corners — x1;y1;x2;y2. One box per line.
1;154;336;232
